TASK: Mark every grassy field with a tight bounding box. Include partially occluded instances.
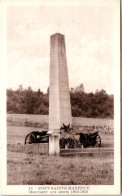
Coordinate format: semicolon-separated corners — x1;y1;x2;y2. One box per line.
7;151;114;185
7;114;114;185
7;114;48;128
7;114;114;131
7;124;114;185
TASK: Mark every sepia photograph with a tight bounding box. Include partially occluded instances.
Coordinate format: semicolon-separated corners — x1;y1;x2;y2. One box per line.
0;0;120;195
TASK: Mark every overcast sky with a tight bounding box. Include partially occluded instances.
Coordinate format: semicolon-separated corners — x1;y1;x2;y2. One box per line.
7;4;114;94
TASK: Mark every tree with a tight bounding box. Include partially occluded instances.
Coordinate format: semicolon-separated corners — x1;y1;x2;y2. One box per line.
18;85;23;92
74;83;84;93
7;84;114;118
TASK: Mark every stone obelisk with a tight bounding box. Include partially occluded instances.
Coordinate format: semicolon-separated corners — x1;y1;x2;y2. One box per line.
48;33;72;155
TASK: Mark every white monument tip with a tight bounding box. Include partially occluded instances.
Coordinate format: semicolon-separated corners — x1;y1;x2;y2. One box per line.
51;33;64;38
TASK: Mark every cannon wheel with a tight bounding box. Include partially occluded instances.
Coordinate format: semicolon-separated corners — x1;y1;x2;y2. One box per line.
95;135;101;147
25;133;36;144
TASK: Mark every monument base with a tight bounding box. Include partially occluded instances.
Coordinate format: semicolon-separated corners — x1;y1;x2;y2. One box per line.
49;133;60;155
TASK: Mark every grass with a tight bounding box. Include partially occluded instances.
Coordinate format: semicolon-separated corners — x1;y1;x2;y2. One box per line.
7;151;114;185
7;114;114;131
6;114;114;185
7;114;48;128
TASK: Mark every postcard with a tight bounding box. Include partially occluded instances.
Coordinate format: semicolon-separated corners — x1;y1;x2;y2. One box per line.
0;0;120;195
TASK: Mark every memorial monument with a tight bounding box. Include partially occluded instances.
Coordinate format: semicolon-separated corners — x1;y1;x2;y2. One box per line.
48;33;72;155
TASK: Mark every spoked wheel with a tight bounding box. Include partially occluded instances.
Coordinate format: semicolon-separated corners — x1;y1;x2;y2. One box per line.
25;133;36;144
95;135;101;147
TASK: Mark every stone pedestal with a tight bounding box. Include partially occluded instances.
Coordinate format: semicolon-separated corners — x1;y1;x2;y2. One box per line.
49;33;72;155
49;133;60;155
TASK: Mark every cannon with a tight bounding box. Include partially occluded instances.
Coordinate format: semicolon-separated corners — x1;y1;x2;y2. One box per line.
24;131;49;144
24;124;71;145
60;131;101;149
60;124;101;148
78;131;101;148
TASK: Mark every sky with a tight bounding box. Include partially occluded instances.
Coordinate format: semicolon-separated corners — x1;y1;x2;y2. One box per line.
7;5;114;94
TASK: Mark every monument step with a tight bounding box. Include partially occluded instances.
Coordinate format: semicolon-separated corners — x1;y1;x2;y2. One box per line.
60;147;114;153
60;148;114;157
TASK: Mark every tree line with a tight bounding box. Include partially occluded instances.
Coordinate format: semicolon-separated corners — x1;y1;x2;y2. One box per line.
7;84;114;119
